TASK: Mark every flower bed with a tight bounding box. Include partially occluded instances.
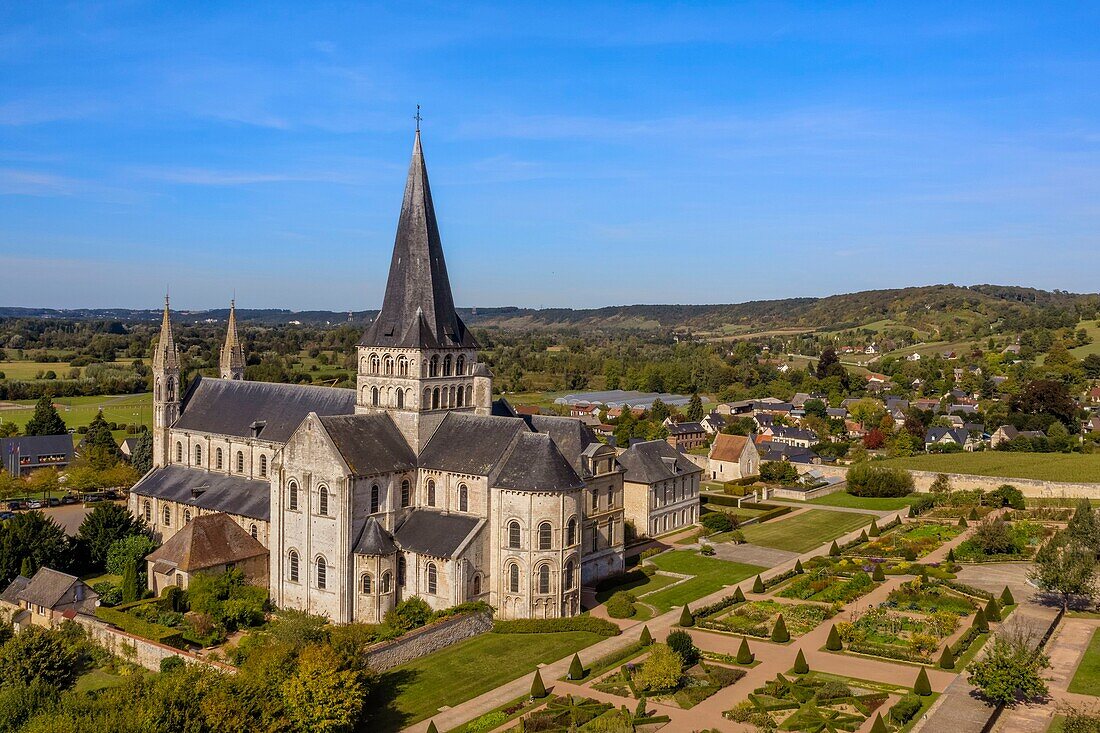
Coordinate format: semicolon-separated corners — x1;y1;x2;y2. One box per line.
926;506;996;519
727;673;890;732
836;603;963;663
884;580;977;615
700;600;833;639
592;661;744;709
953;520;1051;562
845;522;962;559
776;571;876;604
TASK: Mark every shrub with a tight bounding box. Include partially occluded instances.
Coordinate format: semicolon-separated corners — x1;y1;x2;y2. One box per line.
426;722;438;733
958;516;968;527
734;586;746;603
159;656;184;673
826;624;843;651
752;575;765;593
725;530;746;544
869;518;881;537
872;563;885;582
829;541;840;557
985;598;1002;622
568;653;584;680
640;548;662;562
666;630;699;665
817;681;852;700
846;462;915;497
640;625;653;646
972;607;989;633
987;484;1025;510
701;512;734;535
870;712;887;733
736;637;754;664
939;644;956;669
889;694;922;724
634;644;683;692
771;615;790;643
385;596;433;632
914;667;932;696
1000;586;1015;606
606;592;636;619
466;711;508;733
794;559;803;573
700;545;715;556
679;605;694;627
530;669;546;699
493;616;620;636
792;648;808;674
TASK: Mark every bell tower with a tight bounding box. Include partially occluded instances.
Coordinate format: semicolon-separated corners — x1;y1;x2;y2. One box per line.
152;295;181;468
219;299;246;380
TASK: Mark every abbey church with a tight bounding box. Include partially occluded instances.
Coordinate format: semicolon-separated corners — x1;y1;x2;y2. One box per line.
130;130;626;623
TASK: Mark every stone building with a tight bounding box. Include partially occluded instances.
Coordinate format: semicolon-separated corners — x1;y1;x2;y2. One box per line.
618;439;702;538
707;433;760;481
130;129;624;622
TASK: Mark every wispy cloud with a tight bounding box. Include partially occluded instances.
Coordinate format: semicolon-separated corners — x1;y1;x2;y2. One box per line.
127;165;377;187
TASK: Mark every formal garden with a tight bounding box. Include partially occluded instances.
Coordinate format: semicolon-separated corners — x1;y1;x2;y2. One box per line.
698;599;835;640
842;521;963;560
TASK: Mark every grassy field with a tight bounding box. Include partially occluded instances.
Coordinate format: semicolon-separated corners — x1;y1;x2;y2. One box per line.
739;509;875;553
875;453;1100;483
644;550;763;612
369;631;602;731
73;667;132;693
808;492;923;511
1068;627;1100;695
0;393;152;443
1068;319;1100;359
594;570;677;603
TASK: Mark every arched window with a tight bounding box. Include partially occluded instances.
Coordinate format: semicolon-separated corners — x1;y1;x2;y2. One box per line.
456;355;465;375
427;563;437;594
371;387;379;407
537;564;550;594
459;484;468;512
167;377;174;400
184;509;192;524
175;442;182;462
194;444;202;465
369;354;380;374
250;523;257;539
318;485;329;516
370;484;380;514
508;521;521;549
443;354;452;376
465;385;473;407
429;355;439;377
456;387;464;407
381;571;391;594
162;505;171;526
401;479;410;508
449;385;456;407
288;480;299;510
508;563;520;593
315;556;327;589
432;388;440;410
473;574;481;596
384;356;394;375
398;356;408;376
564;560;575;590
215;448;223;470
361;574;372;594
567;518;577;546
236;451;244;473
396;389;404;408
538;522;552;550
143;500;151;522
288;550;300;582
427;480;436;507
423;388;431;408
398;555;406;586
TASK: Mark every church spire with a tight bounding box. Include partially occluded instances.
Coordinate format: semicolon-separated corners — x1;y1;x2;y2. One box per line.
151;294;180;468
359;128;477;350
152;294;179;372
219;299;246;380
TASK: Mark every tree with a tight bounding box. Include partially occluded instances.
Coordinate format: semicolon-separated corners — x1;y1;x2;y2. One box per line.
106;534;158;577
939;644;956;670
678;605;694;627
120;559;141;603
530;669;547;699
130;430;153;476
568;653;584;680
384;597;433;632
23;396;66;436
753;575;765;593
771;615;790;643
826;624;842;651
83;410;121;469
970;518;1017;556
792;648;808;674
967;628;1050;705
640;626;653;646
816;348;839;380
736;637;754;664
0;511;70;585
0;626;79;690
634;644;683;692
913;667;932;696
794;559;804;573
686;393;703;422
930;473;951;495
78;503;142;569
282;644;366;733
1030;533;1097;608
650;398;670;423
846;462;914;498
666;630;699;665
1067;499;1100;557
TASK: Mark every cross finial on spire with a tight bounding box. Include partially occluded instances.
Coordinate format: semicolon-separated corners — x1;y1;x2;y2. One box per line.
414;104;422;132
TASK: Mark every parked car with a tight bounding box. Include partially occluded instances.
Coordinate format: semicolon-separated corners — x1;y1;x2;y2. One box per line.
0;511;14;521
6;501;22;511
61;495;77;505
27;500;43;509
104;490;121;500
47;498;60;507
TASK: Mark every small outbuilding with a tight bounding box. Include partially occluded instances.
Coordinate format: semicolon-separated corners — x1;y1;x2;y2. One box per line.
145;512;269;594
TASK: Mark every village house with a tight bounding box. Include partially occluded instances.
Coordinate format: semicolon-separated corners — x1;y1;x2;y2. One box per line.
924;427;977;452
0;568;98;630
700;412;728;435
145;512;270;594
662;418;707;451
769;426;818;449
618;440;702;538
707;433;760;481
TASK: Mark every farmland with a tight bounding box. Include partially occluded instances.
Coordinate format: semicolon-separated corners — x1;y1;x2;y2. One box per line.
875;452;1100;483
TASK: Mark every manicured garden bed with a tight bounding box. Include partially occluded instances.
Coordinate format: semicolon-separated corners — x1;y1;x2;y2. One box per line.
1068;627;1100;695
725;672;894;731
590;649;745;709
776;570;877;604
642;551;763;612
844;522;962;559
701;599;833;639
953;519;1051;562
739;509;876;553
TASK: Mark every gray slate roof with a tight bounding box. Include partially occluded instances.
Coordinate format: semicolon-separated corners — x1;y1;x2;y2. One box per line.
359;131;477;350
394;511;482;558
495;432;585;492
924;427;969;445
419;412;529;476
175;376;355;444
0;434;74;461
618;439;702;484
353;517;398;556
319;413;417;476
131;464;271;521
525;414;599;476
0;575;29;605
666;421;704;435
13;568;96;611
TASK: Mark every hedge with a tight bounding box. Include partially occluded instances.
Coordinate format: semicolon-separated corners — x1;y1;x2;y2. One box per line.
703;494;742;508
95;606;185;648
763;568;800;590
492;616;620;637
941;579;994;600
693;592;744;619
950;625;983;657
847;640;931;664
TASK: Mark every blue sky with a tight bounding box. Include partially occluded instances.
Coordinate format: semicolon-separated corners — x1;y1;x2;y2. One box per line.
1;2;1098;310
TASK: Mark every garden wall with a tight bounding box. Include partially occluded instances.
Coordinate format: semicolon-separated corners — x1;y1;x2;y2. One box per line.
362;610;493;672
73;613;234;674
793;464;1100;499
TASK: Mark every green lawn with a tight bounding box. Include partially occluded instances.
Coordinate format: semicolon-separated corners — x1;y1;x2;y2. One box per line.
367;631;602;731
643;550;763;612
0;392;152;444
1068;628;1100;696
73;668;131;693
809;492;922;511
595;570;677;603
875;453;1100;483
739;509;875;553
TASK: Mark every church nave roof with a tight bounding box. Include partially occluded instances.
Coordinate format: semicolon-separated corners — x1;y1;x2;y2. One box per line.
131;464;271;521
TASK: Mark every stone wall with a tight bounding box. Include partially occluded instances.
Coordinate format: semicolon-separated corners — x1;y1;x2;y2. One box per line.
362;610;493;671
793;463;1100;499
74;614;234;674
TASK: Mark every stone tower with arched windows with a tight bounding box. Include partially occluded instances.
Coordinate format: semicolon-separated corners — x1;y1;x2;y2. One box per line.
152;295;180;468
355;129;491;451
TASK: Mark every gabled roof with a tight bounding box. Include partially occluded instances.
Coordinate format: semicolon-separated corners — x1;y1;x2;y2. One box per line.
175;376;356;443
131;464;270;520
618;439;702;484
353;517;398;556
419;412;529;476
394;511;482;559
145;513;267;573
318;413;416;476
359;131;477;350
16;568;91;609
709;433;751;462
666;421;704;435
0;575;30;605
525;414;601;477
495;432;585;492
924;427;969;444
0;434;74;458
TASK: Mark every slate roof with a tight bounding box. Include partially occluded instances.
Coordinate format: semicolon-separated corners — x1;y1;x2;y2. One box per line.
319;413;417;476
11;568;96;611
359;131;478;350
145;513;268;573
175;376;356;444
618;439;702;484
709;433;750;462
771;426;819;442
924;427;969;445
0;575;29;605
131;464;271;521
394;511;482;559
495;432;585;492
525;414;600;476
419;412;529;476
0;434;74;462
666;421;704;436
353;517;398;556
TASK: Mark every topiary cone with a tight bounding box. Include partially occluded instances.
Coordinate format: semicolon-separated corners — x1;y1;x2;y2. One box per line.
913;667;932;696
869;518;880;537
825;624;842;651
870;712;887;733
984;597;1001;622
968;507;979;520
958;516;968;528
938;644;955;669
640;625;653;646
736;637;754;664
859;530;868;542
1000;586;1015;607
568;653;584;680
679;605;694;627
734;586;746;603
829;540;840;557
530;669;547;699
946;547;956;562
918;565;929;583
872;563;885;582
973;607;988;633
771;614;790;643
908;505;917;518
753;575;765;593
792;648;809;674
426;721;438;733
794;559;804;574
